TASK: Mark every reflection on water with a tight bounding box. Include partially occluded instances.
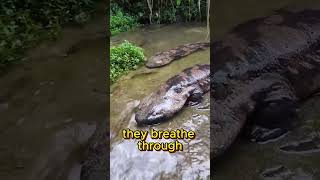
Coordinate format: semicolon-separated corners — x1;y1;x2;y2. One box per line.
110;24;210;179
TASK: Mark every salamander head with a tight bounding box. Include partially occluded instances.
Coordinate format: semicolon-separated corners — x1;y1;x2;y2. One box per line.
145;53;171;68
135;84;194;125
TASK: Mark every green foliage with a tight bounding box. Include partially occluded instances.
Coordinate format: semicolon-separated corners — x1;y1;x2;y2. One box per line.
114;0;207;24
176;0;182;6
110;41;145;83
178;0;207;22
0;0;100;69
110;4;139;36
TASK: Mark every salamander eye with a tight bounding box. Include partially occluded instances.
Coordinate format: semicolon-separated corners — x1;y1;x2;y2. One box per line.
174;87;182;93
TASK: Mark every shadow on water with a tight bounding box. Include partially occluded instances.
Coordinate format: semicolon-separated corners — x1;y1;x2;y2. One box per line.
110;23;210;179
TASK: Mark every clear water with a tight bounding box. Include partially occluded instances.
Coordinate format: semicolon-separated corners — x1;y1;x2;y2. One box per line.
0;1;320;180
110;23;210;180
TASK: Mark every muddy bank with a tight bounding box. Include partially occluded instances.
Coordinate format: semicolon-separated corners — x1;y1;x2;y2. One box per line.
0;12;107;180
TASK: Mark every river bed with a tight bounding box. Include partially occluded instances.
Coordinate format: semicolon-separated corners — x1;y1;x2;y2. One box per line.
1;1;320;180
0;12;107;180
110;23;210;179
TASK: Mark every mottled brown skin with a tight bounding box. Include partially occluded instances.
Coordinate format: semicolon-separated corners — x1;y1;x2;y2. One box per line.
211;9;320;160
145;42;210;68
136;64;210;125
80;10;320;179
80;64;210;179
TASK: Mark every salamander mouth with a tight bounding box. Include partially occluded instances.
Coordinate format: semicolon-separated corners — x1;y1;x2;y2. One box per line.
135;94;189;125
145;61;166;68
135;113;166;126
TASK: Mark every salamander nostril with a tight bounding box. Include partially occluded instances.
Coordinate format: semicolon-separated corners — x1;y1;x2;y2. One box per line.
152;111;159;116
174;87;182;93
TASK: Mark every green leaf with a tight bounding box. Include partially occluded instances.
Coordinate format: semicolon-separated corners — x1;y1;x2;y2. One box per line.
110;41;145;83
176;0;181;6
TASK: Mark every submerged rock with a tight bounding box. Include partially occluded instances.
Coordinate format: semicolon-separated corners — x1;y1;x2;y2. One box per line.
280;137;320;154
27;122;96;180
261;165;292;179
261;165;313;180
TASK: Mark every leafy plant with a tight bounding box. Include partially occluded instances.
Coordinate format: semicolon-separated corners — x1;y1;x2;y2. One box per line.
110;40;145;83
113;0;207;24
110;4;139;36
0;0;101;70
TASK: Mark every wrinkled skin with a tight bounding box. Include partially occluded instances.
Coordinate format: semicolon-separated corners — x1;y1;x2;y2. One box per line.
135;64;210;125
80;9;320;179
211;9;320;160
145;42;210;68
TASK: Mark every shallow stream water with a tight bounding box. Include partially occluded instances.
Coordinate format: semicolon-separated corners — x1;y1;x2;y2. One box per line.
1;1;320;180
0;12;107;180
110;0;320;180
110;23;210;180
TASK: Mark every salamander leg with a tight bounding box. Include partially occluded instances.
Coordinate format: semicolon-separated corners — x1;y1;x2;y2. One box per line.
187;86;204;106
248;81;299;143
